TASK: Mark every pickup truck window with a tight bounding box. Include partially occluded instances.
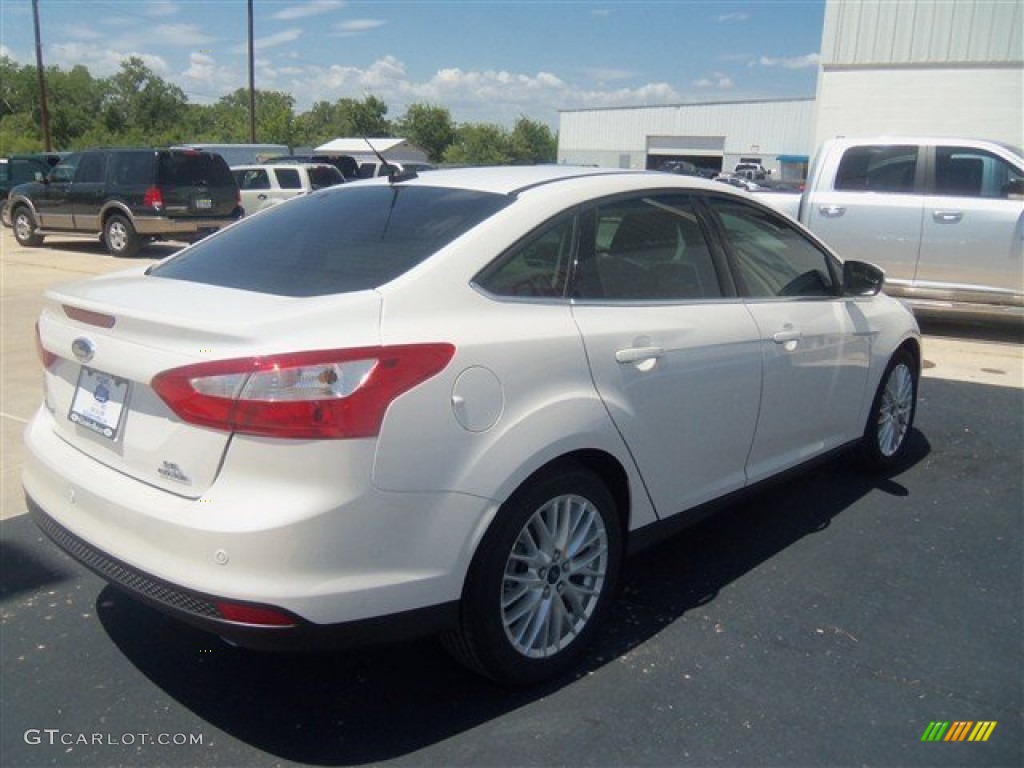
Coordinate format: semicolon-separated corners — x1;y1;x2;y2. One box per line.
935;147;1023;199
834;145;917;194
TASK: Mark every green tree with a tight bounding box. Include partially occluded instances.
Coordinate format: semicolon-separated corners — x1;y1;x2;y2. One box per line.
509;116;557;164
395;103;455;163
442;123;511;166
101;57;188;141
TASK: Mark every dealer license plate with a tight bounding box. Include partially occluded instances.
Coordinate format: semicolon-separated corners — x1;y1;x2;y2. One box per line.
68;368;129;440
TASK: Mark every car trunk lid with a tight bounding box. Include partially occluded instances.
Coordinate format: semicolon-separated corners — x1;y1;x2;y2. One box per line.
36;268;382;497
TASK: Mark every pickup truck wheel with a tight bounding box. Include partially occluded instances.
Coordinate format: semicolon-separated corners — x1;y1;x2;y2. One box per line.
442;463;621;685
861;349;918;470
104;214;141;258
12;207;43;247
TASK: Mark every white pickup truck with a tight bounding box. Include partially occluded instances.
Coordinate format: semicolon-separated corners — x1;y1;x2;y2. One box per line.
757;137;1024;319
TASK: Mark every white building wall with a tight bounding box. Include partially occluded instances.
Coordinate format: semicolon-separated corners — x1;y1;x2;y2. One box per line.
558;99;815;172
814;0;1024;147
814;66;1024;149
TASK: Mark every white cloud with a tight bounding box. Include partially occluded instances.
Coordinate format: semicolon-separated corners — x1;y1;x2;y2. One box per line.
592;9;613;16
48;42;170;77
694;72;734;89
231;28;304;54
754;53;820;69
331;19;387;36
272;1;346;21
145;2;181;18
578;66;637;83
718;13;750;23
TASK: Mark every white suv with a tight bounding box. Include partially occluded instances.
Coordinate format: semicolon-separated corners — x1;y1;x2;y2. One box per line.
231;163;343;214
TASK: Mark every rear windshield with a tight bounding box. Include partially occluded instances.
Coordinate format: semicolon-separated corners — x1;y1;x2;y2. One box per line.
157;152;235;187
308;165;343;189
150;185;512;296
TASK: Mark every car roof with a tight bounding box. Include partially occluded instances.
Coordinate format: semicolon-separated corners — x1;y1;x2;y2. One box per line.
358;165;735;196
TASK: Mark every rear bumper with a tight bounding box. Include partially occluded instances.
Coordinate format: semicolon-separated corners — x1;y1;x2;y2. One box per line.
28;496;458;650
21;405;492;649
132;213;242;236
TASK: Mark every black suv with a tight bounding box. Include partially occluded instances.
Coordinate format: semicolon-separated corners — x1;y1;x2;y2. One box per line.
7;148;243;257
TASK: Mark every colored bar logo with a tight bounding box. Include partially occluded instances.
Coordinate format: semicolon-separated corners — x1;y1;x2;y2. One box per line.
921;721;997;742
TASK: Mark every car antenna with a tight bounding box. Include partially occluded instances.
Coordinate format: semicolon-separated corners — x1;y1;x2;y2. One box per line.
363;136;417;183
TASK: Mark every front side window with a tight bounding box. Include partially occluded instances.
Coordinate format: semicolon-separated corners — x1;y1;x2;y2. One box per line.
575;194;723;301
935;147;1024;199
236;169;270;190
48;154;81;184
708;198;836;299
150;185;512;297
835;145;918;194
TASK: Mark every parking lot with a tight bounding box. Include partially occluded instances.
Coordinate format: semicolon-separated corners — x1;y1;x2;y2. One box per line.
1;229;1021;767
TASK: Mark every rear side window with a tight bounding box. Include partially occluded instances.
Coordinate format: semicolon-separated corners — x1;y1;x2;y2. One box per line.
108;152;154;186
75;153;107;184
577;194;723;301
275;168;301;190
157;152;234;187
150;185;512;296
308;166;343;189
834;145;918;194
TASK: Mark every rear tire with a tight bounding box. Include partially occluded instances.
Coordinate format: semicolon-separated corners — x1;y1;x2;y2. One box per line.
104;214;141;258
12;207;43;247
861;349;918;470
442;463;622;685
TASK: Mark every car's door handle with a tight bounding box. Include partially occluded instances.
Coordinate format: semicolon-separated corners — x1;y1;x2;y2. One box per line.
818;205;846;218
257;194;268;200
772;330;803;344
932;210;963;223
615;346;664;364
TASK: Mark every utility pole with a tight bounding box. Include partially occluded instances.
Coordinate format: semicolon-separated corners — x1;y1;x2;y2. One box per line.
248;0;256;142
32;0;52;150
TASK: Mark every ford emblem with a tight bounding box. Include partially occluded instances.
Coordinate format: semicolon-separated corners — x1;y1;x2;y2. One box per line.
71;337;95;363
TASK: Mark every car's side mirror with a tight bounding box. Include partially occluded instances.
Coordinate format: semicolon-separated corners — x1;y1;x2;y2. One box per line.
843;260;884;296
34;171;45;182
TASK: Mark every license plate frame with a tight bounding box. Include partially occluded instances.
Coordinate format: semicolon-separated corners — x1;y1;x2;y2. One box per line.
68;367;130;441
193;197;213;210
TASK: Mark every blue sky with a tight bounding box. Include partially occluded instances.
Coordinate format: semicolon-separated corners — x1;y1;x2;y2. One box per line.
0;1;826;127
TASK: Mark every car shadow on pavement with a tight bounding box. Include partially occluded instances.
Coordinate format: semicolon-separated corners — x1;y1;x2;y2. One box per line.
95;432;931;766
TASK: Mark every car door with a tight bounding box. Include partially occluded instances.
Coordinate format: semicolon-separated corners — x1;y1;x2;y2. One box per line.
235;168;273;213
68;151;108;232
271;167;305;203
705;196;872;483
915;144;1024;305
804;144;924;294
34;153;80;230
569;193;763;517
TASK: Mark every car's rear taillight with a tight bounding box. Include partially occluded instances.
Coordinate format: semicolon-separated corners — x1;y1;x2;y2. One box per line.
143;186;164;209
35;321;56;369
151;344;455;439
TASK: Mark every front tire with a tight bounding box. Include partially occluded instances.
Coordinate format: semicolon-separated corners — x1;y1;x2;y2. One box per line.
861;349;918;469
103;214;141;258
12;207;43;247
443;463;622;685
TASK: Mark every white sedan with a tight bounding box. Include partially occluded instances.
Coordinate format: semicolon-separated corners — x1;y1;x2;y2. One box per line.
24;166;920;685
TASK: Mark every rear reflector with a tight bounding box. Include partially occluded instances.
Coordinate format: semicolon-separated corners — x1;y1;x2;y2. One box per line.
63;305;116;328
216;602;297;627
151;344;455;439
